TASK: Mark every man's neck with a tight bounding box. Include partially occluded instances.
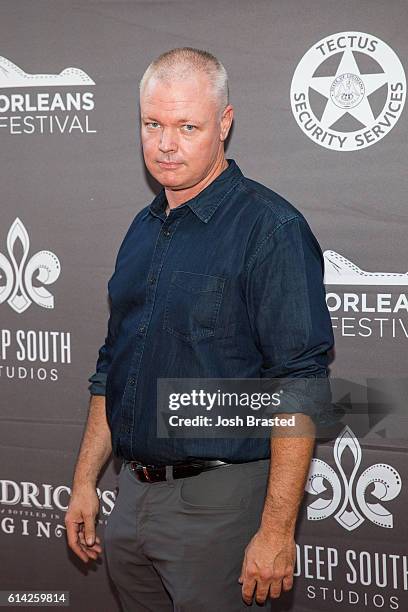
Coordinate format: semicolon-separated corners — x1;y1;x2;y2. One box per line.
164;156;228;212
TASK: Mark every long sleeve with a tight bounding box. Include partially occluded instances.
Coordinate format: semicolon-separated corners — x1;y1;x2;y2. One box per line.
88;294;121;396
244;215;334;421
87;211;144;396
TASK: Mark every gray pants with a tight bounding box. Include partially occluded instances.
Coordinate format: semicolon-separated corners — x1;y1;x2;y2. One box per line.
104;458;273;611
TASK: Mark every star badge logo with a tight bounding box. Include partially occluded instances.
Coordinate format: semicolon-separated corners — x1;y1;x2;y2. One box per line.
290;32;406;151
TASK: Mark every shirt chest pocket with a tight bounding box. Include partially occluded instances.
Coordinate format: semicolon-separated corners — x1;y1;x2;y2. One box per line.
163;271;226;343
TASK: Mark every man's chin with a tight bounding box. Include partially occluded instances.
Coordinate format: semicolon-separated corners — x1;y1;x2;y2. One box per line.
153;173;188;190
148;167;182;186
160;182;188;191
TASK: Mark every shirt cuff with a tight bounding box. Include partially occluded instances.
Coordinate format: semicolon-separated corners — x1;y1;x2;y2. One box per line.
88;372;107;396
260;374;335;423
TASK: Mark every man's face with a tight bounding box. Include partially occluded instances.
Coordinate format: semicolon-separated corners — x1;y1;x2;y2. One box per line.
140;73;231;191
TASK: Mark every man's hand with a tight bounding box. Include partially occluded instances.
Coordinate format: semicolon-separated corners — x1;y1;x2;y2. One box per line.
239;527;296;605
238;415;315;604
65;485;103;563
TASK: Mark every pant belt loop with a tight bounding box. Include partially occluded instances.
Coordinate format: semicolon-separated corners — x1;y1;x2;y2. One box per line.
165;464;175;485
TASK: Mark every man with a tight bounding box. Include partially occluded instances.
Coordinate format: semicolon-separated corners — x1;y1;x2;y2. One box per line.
65;47;334;611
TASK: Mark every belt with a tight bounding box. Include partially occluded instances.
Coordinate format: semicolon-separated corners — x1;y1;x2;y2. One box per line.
127;459;229;482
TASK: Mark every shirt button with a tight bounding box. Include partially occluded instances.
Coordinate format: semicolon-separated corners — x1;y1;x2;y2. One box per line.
163;229;171;237
139;325;146;333
128;377;136;386
149;276;156;284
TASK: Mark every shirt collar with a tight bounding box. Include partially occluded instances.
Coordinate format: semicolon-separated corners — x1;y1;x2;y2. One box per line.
148;158;243;223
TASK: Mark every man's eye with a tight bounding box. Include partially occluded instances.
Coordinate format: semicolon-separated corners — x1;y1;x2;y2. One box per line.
182;124;196;132
146;122;159;128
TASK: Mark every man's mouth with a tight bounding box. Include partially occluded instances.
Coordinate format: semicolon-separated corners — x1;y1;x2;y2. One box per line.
157;161;183;169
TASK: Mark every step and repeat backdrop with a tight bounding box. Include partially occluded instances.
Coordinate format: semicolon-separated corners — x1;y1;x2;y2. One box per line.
1;1;407;610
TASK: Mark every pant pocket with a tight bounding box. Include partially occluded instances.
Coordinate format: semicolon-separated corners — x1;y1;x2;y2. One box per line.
177;464;251;511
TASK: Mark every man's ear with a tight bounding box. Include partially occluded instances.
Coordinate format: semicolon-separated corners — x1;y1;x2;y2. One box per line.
220;104;234;141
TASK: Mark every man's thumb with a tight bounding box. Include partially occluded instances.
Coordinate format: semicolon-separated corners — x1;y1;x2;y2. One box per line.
84;518;95;546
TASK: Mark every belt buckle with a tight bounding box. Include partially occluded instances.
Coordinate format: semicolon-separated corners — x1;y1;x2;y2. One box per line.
134;463;166;482
142;466;154;482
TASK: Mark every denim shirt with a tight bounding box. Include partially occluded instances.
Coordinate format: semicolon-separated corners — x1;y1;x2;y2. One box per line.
88;159;334;464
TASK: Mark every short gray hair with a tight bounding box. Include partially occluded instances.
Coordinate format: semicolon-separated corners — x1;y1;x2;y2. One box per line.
139;47;229;117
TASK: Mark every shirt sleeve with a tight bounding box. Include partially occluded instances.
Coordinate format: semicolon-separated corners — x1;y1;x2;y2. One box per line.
87;294;121;396
244;215;335;421
87;211;145;396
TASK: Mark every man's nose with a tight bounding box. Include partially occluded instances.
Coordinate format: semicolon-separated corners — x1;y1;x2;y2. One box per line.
158;127;178;153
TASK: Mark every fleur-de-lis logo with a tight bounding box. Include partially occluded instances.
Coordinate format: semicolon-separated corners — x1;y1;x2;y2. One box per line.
0;217;61;314
306;426;402;530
